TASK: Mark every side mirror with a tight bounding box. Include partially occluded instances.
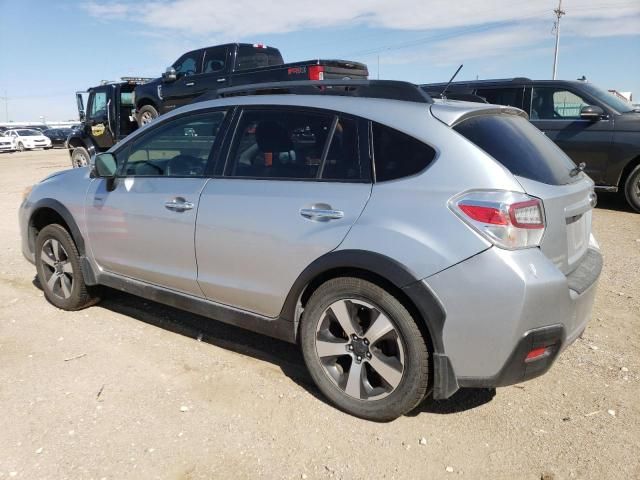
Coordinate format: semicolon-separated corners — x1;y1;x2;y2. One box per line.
92;152;118;190
162;67;177;83
78;110;86;122
580;105;605;121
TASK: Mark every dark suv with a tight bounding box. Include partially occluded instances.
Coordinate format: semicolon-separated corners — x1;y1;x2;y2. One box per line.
422;78;640;211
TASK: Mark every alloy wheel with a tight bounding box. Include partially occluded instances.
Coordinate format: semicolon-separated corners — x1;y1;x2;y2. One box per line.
74;151;88;167
315;299;405;401
40;238;74;299
140;111;155;125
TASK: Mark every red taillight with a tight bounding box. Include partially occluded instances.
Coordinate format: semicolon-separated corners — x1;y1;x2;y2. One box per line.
451;191;546;250
308;65;325;81
525;346;551;362
459;204;508;225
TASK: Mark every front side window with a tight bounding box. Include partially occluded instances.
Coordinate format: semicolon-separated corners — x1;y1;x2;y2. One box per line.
89;92;107;120
122;111;226;177
173;52;200;78
203;47;227;74
372;123;435;182
227;108;365;181
531;87;589;120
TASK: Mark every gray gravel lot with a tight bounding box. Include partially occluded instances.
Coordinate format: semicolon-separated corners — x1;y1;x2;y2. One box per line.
0;149;638;479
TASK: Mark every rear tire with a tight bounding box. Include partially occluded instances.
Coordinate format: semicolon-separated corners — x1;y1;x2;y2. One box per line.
300;277;430;421
35;224;99;310
136;105;159;127
71;147;90;168
624;164;640;213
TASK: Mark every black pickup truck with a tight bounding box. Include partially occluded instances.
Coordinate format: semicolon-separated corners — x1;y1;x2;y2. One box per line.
133;43;368;126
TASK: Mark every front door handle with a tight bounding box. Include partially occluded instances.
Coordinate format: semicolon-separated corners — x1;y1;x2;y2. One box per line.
165;197;195;211
300;207;344;221
216;78;227;83
185;81;195;87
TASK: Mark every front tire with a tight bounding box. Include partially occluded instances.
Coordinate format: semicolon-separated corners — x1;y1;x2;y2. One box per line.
624;164;640;213
35;224;99;310
71;147;90;168
300;277;430;421
136;104;159;127
17;142;25;152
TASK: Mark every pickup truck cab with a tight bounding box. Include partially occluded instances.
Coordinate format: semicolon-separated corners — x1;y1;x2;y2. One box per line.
133;43;368;126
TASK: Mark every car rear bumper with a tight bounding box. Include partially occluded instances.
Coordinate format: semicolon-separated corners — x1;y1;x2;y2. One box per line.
426;243;601;389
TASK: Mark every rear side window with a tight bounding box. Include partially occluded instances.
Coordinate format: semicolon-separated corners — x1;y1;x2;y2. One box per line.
453;114;576;185
372;123;435;182
235;46;284;71
475;88;523;109
226;108;366;181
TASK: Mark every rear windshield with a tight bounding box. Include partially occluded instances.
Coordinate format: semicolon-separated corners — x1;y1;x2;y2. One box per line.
453;114;576;185
235;46;284;71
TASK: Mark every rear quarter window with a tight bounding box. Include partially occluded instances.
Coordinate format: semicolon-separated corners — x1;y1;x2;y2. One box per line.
372;123;435;182
453;114;576;185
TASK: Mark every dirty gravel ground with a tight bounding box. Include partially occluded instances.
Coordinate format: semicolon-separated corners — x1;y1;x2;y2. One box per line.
0;149;638;480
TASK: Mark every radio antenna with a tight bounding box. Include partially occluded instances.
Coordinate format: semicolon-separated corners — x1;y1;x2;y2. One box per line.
441;64;463;100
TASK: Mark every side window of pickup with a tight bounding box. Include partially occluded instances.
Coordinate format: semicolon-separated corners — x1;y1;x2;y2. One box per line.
173;51;201;78
203;47;227;74
88;92;107;120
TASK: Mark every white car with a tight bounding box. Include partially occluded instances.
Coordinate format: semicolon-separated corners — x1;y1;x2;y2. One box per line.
4;129;52;151
0;132;14;153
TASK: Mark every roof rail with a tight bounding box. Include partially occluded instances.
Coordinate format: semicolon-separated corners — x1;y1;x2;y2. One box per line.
207;80;433;104
421;77;532;88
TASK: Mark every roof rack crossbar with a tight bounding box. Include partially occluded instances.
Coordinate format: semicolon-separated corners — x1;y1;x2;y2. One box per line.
207;80;433;104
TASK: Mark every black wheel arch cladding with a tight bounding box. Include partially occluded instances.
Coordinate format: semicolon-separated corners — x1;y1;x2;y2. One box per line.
280;249;446;354
29;199;86;257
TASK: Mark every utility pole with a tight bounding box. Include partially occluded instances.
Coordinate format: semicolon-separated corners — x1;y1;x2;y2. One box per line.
552;0;565;80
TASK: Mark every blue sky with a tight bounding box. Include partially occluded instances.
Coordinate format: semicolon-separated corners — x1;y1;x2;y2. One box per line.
0;0;638;121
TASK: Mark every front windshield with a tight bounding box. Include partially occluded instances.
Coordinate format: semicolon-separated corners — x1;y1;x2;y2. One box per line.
17;129;41;136
580;83;634;113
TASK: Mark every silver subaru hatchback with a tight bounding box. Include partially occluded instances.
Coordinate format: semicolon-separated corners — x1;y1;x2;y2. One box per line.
19;81;601;421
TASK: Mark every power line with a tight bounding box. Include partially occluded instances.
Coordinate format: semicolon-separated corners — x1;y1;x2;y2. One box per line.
340;9;551;59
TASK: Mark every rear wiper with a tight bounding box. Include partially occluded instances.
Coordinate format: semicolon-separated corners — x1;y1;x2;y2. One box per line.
570;162;586;177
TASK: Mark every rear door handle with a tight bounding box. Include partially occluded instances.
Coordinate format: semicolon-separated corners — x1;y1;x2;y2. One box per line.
216;78;227;83
165;197;195;212
185;81;195;87
300;207;344;221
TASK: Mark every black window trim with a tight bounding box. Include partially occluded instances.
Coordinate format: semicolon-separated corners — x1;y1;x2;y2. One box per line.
113;107;233;179
220;104;372;184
